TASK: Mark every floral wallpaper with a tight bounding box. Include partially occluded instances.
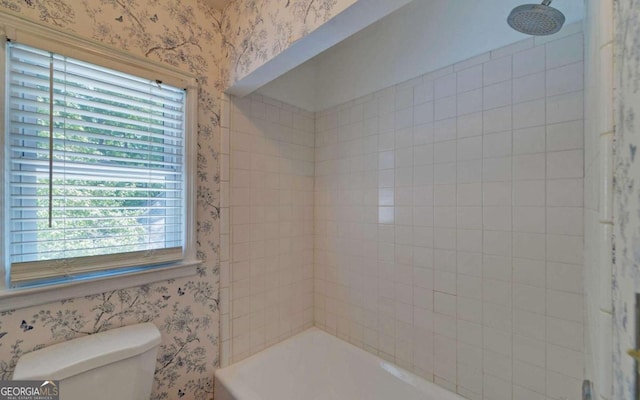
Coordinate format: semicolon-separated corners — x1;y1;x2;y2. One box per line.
0;0;358;399
0;284;218;400
218;0;357;87
614;0;640;398
0;1;223;399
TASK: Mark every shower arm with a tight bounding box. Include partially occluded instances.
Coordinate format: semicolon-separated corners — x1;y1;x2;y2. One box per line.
542;0;552;5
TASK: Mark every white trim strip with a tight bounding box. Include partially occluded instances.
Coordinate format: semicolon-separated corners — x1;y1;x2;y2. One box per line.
0;259;201;311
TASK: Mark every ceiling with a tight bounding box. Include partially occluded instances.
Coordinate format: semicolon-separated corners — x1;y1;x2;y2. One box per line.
257;0;586;111
205;0;233;10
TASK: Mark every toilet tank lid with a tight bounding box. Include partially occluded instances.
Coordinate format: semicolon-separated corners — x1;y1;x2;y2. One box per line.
12;323;161;380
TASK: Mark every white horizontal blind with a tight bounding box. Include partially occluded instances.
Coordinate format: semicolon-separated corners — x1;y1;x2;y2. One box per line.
7;42;186;284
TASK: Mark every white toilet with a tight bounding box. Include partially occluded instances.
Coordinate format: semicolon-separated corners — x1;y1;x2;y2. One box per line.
12;322;161;400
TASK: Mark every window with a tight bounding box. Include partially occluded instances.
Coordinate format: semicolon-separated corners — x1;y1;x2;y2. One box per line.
1;24;197;289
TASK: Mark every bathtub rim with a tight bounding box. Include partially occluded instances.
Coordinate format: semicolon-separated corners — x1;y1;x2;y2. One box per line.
215;328;323;400
214;327;466;400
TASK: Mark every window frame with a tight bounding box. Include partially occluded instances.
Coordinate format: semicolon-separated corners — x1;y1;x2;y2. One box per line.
0;12;200;310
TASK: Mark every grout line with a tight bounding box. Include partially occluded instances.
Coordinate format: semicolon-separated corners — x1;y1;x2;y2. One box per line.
509;48;516;400
479;59;486;399
542;42;549;400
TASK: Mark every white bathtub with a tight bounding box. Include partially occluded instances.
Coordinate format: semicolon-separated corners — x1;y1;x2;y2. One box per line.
214;328;465;400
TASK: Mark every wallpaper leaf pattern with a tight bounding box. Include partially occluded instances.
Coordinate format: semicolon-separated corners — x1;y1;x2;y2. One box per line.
615;0;640;398
219;0;355;87
21;0;74;27
0;0;352;399
0;0;222;399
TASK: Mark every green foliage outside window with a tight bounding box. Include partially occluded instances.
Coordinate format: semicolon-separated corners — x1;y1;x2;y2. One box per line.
25;77;176;260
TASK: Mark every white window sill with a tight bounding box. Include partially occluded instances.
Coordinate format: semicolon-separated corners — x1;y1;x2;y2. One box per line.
0;260;201;312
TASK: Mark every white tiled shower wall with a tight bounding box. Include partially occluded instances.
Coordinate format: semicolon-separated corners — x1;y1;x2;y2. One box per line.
221;95;315;364
314;28;585;400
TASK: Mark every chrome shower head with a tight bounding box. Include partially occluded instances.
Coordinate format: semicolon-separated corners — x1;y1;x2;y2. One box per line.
507;0;566;36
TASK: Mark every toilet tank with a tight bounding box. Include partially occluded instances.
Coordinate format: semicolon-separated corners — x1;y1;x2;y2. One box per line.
13;323;161;400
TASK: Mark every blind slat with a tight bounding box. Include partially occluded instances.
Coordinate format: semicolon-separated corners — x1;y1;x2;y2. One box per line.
9;122;183;151
10;94;185;124
10;147;184;169
14;225;183;238
11;159;181;181
14;221;182;230
10;102;184;133
11;134;182;157
11;181;182;191
10;109;184;136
